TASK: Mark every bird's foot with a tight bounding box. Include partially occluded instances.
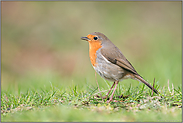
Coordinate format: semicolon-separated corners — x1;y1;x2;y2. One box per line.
102;95;108;99
95;95;109;99
106;98;113;103
116;94;129;99
106;94;129;103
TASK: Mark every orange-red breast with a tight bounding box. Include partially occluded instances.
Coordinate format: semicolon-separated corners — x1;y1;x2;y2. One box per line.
81;32;159;103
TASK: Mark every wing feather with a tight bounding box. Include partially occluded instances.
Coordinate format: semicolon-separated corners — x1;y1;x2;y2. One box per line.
100;47;138;75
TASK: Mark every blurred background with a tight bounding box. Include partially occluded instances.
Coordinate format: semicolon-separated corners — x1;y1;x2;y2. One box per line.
1;1;181;92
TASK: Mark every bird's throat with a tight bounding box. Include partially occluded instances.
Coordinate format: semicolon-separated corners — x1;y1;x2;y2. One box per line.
88;41;102;66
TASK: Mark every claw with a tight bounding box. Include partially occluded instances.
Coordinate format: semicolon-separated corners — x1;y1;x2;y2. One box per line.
95;95;109;99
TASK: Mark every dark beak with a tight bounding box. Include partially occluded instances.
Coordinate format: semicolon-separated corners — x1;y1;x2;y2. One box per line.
81;37;89;41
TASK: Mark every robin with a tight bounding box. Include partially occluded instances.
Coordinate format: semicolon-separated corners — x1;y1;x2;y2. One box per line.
81;32;159;103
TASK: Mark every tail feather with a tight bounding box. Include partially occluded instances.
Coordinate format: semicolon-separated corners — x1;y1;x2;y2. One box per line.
134;74;159;94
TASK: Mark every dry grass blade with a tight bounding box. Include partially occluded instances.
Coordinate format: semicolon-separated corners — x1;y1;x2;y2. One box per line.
168;79;170;93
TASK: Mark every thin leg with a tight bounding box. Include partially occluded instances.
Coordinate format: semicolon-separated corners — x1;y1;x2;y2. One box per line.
102;82;116;99
106;82;116;97
107;80;119;103
95;72;103;101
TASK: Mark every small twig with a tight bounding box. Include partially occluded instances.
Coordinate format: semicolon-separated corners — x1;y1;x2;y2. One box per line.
151;78;155;96
95;72;103;101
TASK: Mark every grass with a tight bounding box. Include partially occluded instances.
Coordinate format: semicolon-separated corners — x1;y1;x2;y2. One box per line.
1;1;182;122
1;77;182;122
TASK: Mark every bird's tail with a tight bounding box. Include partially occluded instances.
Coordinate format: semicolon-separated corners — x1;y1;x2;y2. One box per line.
134;74;159;94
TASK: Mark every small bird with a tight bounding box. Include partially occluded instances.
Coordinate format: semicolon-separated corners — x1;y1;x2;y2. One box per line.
81;32;159;103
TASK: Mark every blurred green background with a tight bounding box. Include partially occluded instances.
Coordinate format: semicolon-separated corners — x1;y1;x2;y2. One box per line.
2;1;181;93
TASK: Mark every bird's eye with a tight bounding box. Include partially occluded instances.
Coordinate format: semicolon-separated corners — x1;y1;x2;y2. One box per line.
93;37;98;40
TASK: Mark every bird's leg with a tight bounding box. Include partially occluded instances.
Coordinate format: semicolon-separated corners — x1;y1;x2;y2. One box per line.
95;72;103;101
107;80;119;103
102;82;116;99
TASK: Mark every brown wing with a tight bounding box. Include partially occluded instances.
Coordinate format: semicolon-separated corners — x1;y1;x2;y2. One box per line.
101;45;159;94
100;46;139;75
